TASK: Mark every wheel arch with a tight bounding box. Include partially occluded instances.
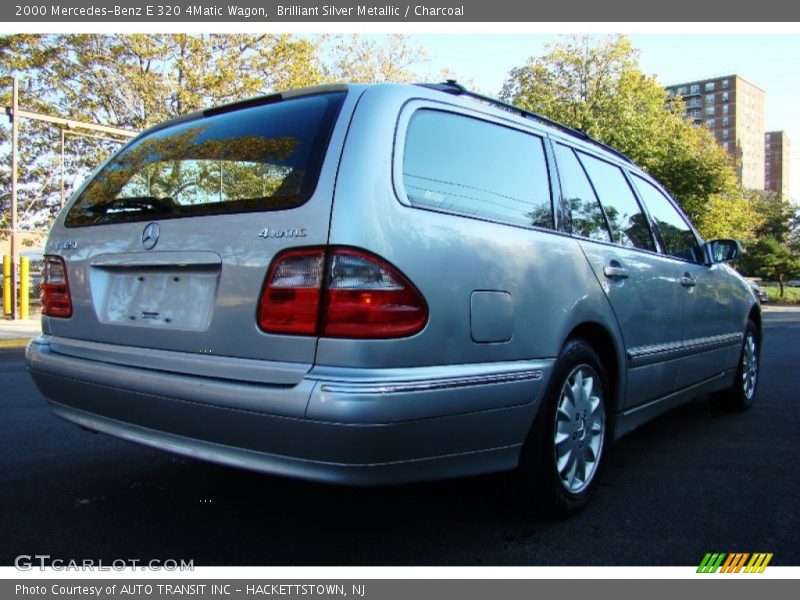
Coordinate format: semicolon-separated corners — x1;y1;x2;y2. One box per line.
562;320;625;416
748;304;762;344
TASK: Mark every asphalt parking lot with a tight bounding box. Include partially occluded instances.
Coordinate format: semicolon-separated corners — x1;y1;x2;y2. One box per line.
2;308;799;566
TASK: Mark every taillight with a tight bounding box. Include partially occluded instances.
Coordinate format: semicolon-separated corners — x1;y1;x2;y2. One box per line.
258;248;324;335
41;255;72;318
322;248;428;338
258;247;428;339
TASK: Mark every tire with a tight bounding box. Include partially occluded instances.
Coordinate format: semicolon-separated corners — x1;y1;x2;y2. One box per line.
711;320;760;411
517;339;609;517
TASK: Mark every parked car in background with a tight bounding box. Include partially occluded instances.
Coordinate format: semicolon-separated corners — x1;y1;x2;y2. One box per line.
787;279;800;288
27;82;761;516
745;278;769;303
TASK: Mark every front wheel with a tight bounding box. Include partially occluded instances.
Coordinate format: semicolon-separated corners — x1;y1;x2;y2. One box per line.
517;339;609;517
712;320;760;411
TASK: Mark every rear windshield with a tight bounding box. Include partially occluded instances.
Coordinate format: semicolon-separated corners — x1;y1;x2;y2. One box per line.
65;92;346;227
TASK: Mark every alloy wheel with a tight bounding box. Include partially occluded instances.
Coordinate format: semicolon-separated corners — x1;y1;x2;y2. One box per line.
553;364;606;494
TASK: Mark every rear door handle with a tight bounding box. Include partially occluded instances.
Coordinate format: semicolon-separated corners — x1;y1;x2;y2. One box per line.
680;275;697;288
603;266;629;280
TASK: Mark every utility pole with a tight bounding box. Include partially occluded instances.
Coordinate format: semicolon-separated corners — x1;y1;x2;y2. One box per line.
60;128;66;208
9;76;19;319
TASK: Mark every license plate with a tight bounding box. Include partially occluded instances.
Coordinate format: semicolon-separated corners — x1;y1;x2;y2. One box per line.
96;270;218;331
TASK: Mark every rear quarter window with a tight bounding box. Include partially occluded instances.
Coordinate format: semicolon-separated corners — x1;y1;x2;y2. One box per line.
401;109;553;229
65;92;346;227
553;143;610;243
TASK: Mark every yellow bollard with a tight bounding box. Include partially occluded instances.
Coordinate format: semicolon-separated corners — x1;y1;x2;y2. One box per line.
2;255;11;317
20;256;29;320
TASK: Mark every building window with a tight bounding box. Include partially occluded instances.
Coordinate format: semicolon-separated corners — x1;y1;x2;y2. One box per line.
722;92;729;101
722;79;729;88
705;106;715;116
707;119;716;127
705;82;715;92
705;94;714;104
677;86;687;95
722;117;729;127
690;84;700;94
722;129;729;139
722;104;729;115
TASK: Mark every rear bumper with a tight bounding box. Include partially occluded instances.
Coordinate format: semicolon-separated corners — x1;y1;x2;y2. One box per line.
27;336;551;485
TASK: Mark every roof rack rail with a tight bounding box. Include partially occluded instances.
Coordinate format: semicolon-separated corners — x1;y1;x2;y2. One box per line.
418;80;634;165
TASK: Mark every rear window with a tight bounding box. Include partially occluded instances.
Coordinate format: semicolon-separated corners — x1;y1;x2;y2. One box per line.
402;110;553;229
65;92;346;227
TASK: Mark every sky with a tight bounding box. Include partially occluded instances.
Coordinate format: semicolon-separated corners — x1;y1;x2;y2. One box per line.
411;34;800;200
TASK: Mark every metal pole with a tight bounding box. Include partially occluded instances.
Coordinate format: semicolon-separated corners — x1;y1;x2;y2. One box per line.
9;76;18;320
13;109;137;138
60;128;66;208
2;255;10;317
19;256;29;320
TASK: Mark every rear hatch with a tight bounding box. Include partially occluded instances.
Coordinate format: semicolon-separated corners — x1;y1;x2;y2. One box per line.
43;87;355;374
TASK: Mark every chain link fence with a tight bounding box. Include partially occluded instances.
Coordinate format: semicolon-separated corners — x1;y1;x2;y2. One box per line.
28;258;43;314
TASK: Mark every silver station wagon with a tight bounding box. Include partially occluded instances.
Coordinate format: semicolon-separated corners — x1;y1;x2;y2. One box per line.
27;82;761;515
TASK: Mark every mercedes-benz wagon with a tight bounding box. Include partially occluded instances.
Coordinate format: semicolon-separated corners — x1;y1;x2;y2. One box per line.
27;82;761;515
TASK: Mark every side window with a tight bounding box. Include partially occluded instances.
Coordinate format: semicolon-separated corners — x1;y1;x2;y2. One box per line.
577;152;655;251
632;175;703;263
553;144;610;242
402;110;553;229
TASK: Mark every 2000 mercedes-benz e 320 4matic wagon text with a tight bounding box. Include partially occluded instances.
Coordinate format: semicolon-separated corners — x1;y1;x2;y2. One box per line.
27;82;761;515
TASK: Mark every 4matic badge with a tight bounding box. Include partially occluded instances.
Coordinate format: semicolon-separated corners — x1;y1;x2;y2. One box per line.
258;227;307;240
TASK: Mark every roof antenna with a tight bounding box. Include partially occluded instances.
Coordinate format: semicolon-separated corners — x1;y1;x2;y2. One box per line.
445;79;467;92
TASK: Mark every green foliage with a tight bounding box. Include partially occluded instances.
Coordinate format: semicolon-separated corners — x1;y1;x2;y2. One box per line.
500;35;755;242
739;236;800;296
763;283;800;304
738;190;800;295
693;193;763;245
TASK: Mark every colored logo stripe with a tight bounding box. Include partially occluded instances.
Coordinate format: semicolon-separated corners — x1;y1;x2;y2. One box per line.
745;553;773;573
721;553;749;573
697;553;773;573
697;553;726;573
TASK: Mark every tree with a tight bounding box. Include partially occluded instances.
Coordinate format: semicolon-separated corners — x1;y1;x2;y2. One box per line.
738;190;800;297
316;34;428;84
693;193;762;246
24;34;322;130
739;236;800;297
500;35;754;242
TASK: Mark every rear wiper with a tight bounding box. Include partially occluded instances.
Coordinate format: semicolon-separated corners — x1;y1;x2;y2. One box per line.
86;196;176;216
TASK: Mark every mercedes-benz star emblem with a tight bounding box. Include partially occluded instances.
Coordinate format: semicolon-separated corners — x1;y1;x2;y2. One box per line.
141;222;160;250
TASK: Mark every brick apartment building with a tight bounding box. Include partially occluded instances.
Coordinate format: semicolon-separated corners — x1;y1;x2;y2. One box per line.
765;131;791;198
666;75;766;191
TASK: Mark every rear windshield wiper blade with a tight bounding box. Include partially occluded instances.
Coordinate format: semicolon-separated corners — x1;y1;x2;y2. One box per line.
85;196;176;216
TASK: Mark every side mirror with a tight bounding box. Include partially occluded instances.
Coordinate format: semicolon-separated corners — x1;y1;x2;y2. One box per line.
706;239;741;264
